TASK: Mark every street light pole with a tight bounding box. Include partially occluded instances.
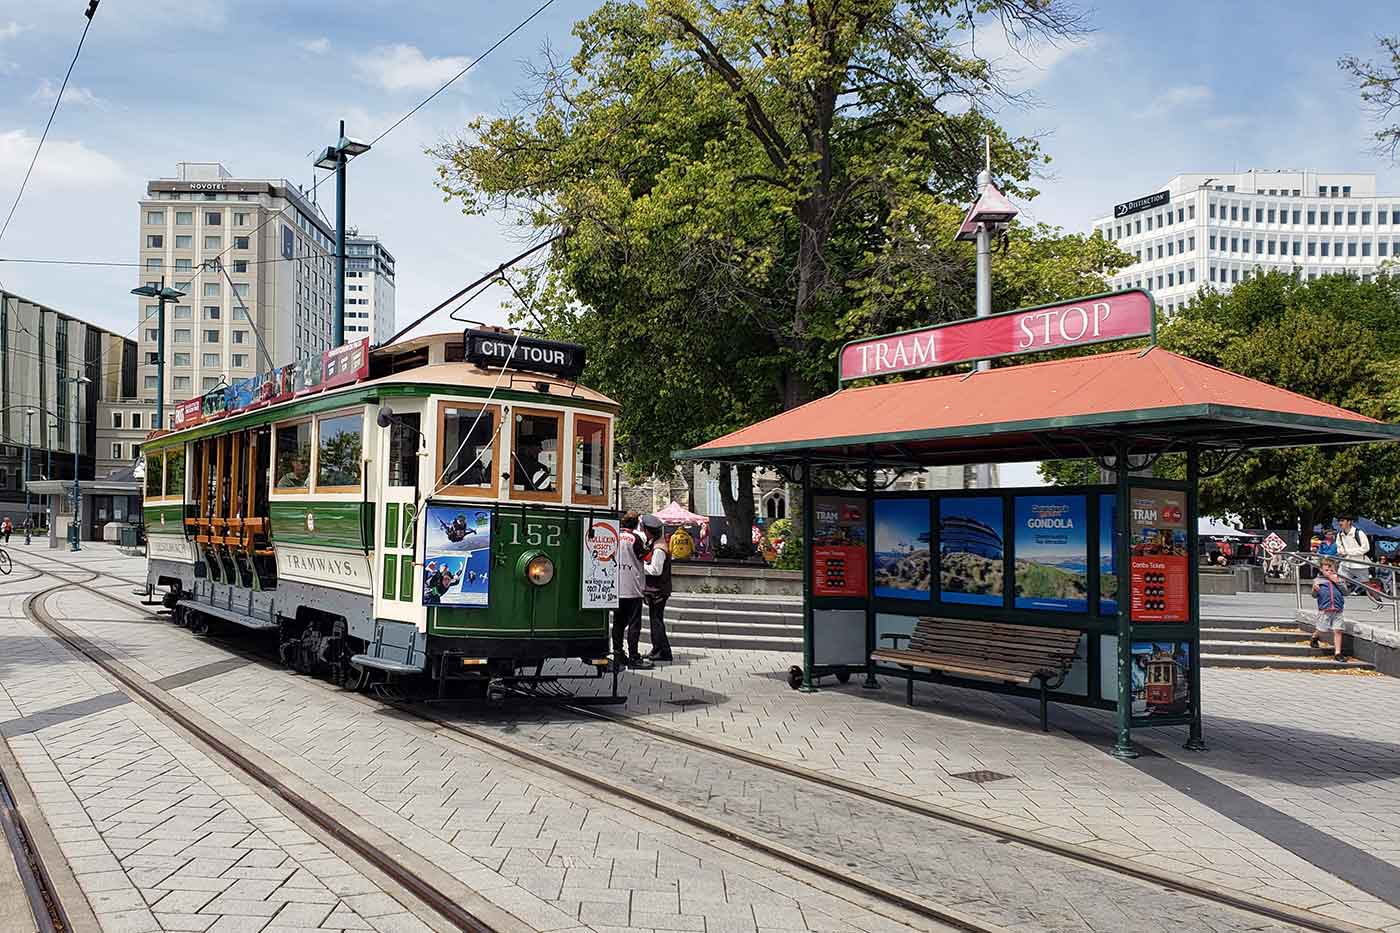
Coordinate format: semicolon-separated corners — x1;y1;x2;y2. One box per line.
132;278;186;430
23;406;34;536
315;122;371;350
61;374;91;551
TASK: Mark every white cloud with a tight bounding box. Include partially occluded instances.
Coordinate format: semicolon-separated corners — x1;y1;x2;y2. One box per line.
298;37;330;54
965;24;1101;91
1148;84;1212;114
0;130;124;189
30;78;106;109
0;21;24;40
355;44;469;92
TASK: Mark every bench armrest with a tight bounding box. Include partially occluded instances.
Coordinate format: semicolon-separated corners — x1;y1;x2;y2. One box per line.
879;633;912;646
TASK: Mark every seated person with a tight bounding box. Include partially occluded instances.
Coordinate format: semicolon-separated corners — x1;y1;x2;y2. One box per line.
513;441;554;492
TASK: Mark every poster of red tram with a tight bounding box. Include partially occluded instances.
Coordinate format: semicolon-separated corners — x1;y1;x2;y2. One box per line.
813;496;869;598
1128;488;1189;623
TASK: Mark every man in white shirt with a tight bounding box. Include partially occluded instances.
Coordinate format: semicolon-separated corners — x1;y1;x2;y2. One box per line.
1336;516;1381;608
613;512;652;669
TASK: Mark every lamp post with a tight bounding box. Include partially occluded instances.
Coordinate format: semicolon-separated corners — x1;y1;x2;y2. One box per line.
22;406;34;538
954;136;1019;490
315;121;371;349
61;374;91;551
131;278;187;431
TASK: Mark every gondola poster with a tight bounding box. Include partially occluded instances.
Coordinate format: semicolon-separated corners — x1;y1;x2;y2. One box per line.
582;517;620;610
1013;495;1087;612
813;496;868;598
1128;488;1188;622
422;505;493;607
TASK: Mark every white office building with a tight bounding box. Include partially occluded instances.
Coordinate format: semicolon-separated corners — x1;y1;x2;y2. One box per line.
137;162;337;422
344;232;396;344
1091;170;1399;313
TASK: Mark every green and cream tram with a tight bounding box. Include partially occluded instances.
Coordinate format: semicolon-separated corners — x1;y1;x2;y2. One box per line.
140;330;620;694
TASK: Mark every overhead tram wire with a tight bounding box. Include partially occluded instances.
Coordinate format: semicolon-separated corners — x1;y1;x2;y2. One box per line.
0;1;102;252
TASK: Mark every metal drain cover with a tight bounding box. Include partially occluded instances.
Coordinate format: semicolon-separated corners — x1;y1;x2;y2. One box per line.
950;769;1014;784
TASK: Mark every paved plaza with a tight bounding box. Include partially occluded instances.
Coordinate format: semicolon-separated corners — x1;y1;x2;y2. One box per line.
5;546;1400;932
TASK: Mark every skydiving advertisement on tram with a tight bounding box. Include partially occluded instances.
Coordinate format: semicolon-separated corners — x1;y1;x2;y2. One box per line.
422;505;494;606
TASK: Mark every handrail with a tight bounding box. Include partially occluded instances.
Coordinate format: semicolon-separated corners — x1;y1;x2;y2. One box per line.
1279;550;1400;631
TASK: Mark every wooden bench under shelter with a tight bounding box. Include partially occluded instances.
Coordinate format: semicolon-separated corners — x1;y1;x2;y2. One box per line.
871;618;1081;731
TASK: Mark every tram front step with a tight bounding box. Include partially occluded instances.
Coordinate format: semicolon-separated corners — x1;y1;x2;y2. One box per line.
1201;652;1374;671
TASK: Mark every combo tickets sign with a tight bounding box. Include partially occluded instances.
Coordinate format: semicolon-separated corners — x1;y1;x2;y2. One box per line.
838;290;1155;382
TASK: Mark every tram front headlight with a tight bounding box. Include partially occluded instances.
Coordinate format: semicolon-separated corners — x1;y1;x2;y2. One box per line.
525;553;555;586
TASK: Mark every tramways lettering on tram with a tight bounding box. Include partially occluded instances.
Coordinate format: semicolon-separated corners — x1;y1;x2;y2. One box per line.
283;551;359;578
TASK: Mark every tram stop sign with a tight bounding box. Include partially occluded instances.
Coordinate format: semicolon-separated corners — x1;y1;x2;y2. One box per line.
1262;532;1287;555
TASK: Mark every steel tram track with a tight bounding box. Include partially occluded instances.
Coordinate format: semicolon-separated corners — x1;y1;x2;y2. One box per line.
18;571;504;933
0;769;66;933
18;554;1362;933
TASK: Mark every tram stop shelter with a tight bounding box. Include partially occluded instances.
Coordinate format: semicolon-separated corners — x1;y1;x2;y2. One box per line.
674;290;1400;757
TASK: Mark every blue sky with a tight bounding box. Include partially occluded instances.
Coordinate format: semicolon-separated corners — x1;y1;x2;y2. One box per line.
0;0;1396;364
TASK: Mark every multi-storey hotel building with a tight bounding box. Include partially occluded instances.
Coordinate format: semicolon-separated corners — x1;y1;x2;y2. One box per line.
344;232;396;344
137;162;336;424
1092;170;1398;313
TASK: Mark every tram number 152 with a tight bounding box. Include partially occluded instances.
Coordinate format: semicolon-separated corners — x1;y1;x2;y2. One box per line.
510;522;562;548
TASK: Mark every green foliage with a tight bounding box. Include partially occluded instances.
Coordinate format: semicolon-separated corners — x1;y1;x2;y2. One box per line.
1042;272;1400;529
432;0;1119;498
765;518;801;570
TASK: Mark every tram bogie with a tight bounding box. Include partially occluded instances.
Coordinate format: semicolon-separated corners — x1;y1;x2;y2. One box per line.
140;330;620;696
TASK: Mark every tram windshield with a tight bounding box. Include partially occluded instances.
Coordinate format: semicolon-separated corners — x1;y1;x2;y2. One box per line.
438;403;496;492
512;411;559;495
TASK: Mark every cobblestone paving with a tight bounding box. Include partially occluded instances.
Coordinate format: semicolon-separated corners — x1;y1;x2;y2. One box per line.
20;546;1400;930
19;558;939;933
0;613;429;932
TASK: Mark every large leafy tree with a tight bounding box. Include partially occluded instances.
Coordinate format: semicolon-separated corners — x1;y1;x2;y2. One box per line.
1042;272;1400;531
433;0;1119;540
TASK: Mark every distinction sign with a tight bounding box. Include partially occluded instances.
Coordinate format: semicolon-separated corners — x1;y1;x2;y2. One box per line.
1113;190;1169;219
838;289;1155;383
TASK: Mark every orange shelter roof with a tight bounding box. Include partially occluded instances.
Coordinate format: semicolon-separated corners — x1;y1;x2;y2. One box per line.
676;348;1400;467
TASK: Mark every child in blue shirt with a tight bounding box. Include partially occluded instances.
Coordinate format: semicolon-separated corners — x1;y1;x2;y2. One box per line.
1311;558;1347;662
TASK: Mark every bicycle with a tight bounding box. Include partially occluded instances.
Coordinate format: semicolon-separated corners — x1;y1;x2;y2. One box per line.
0;547;12;575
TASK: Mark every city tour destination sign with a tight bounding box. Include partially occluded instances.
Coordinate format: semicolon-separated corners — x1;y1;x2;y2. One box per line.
838;289;1155;383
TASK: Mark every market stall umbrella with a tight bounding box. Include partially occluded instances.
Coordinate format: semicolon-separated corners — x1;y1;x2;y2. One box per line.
654;501;709;526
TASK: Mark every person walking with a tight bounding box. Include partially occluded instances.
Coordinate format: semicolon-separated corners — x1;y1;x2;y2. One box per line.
1335;516;1381;609
613;512;651;670
2;517;11;544
640;514;674;662
21;516;31;546
1311;557;1348;663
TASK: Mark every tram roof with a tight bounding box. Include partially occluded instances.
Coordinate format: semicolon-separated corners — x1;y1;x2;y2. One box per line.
674;348;1400;468
142;334;617;447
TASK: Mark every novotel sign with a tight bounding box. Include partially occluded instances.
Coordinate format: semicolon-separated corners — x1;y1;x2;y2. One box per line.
838;289;1155;383
464;329;586;379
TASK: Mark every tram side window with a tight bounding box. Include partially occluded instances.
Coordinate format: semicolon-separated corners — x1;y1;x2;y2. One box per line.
165;446;186;500
316;412;363;490
274;422;312;490
145;451;164;498
438;403;497;492
573;416;608;503
512;410;560;497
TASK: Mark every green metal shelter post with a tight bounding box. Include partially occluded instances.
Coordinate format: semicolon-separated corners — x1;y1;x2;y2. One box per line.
862;460;880;690
1112;439;1138;759
1185;446;1207;751
800;460;817;692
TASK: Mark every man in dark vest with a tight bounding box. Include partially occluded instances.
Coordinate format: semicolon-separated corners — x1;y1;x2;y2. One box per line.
640;514;674;662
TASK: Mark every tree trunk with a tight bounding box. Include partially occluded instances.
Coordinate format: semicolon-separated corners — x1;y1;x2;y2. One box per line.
718;462;757;558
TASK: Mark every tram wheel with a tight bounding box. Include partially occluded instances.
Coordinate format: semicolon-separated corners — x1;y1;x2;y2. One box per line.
161;587;179;610
787;666;803;690
190;613;210;637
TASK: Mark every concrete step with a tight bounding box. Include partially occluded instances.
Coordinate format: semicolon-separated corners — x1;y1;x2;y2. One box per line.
1201;639;1317;658
1198;626;1305;643
664;619;801;637
665;606;803;626
1201;652;1373;671
639;631;801;652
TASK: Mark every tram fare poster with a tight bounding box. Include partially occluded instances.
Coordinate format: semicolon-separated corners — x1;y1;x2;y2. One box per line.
422;504;493;607
1013;495;1088;613
1132;640;1192;717
813;496;868;598
582;517;621;610
1128;488;1189;622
